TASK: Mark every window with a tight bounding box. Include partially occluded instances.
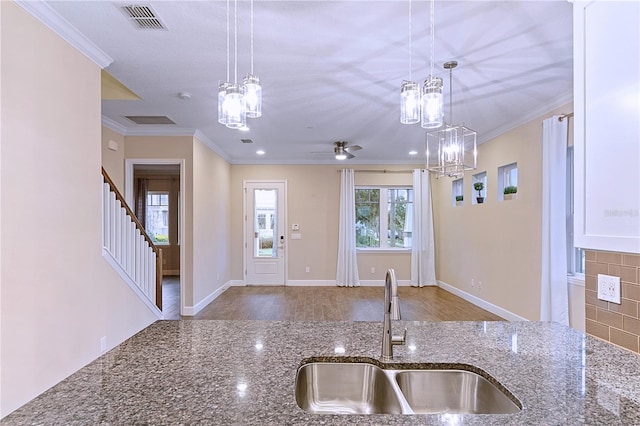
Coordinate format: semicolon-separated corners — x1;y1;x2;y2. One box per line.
567;146;585;275
356;187;413;249
146;192;169;244
452;178;463;206
498;162;518;200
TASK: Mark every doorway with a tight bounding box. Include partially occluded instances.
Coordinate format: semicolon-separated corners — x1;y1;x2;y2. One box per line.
244;181;287;285
126;159;186;316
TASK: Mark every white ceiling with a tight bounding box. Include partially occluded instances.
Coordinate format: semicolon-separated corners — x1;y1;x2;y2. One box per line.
47;0;573;164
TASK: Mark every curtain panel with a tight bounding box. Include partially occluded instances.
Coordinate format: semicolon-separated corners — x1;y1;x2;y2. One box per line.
411;169;436;287
336;169;360;287
540;116;569;325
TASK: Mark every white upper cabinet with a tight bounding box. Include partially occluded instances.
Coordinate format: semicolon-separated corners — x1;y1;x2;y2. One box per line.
573;1;640;254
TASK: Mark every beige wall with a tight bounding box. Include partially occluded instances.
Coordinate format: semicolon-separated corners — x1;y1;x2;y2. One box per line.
101;126;125;191
431;103;572;320
230;164;419;282
192;137;231;302
0;3;157;417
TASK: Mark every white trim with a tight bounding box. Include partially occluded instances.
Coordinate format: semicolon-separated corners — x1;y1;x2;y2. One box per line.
193;130;231;163
101;116;128;135
182;281;231;316
16;1;113;68
229;280;246;287
479;90;573;145
568;274;586;288
437;280;529;322
125;159;186;316
102;249;162;319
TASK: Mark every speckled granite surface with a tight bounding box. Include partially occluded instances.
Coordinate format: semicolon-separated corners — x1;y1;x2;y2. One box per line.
3;320;640;425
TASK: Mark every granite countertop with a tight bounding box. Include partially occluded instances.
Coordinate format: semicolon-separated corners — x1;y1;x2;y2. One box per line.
3;320;640;425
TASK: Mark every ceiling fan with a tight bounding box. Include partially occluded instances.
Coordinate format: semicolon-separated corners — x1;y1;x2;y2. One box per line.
333;141;362;160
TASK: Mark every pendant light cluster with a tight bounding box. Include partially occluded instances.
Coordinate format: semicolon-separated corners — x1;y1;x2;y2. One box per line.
218;0;262;130
425;61;477;179
400;0;443;129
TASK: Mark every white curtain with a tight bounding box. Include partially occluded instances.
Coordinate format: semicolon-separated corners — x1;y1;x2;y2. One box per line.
411;169;436;287
540;116;569;325
336;169;360;287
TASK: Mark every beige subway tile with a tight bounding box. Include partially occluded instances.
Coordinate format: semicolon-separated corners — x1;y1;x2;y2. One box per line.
586;261;609;276
624;254;640;267
623;316;640;336
585;275;597;292
609;264;638;284
586;319;609;341
585;250;597;261
610;328;639;353
586;289;609;309
609;298;638;318
597;309;623;329
597;251;623;265
623;283;640;301
586;304;597;320
584;289;608;309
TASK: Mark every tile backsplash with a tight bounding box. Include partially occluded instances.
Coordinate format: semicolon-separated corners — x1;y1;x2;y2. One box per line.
585;250;640;353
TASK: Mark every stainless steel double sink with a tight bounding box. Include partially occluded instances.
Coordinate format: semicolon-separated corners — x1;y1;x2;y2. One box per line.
295;360;522;415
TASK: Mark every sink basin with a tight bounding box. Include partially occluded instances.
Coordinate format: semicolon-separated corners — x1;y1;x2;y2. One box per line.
295;361;521;415
395;369;521;414
295;362;403;414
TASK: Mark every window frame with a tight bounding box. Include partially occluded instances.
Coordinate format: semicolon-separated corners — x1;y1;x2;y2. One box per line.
355;185;413;252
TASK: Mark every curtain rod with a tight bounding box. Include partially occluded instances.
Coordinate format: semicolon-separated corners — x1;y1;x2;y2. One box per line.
338;169;414;174
558;112;574;122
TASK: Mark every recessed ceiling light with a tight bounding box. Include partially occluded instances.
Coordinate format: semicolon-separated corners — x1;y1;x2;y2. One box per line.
409;150;418;155
256;150;265;155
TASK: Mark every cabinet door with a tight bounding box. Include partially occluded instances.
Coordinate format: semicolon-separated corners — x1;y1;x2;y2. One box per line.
574;1;640;254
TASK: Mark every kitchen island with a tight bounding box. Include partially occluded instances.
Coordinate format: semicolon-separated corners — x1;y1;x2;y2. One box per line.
3;320;640;425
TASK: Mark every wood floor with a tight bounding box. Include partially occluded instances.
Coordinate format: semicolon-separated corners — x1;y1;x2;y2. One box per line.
162;282;503;321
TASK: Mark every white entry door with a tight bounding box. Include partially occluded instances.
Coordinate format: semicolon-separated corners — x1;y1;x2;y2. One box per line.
244;181;287;285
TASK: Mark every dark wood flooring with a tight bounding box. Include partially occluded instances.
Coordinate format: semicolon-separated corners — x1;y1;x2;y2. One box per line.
165;285;503;322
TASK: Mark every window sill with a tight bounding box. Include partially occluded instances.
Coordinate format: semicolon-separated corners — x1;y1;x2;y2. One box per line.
567;273;585;287
357;248;411;254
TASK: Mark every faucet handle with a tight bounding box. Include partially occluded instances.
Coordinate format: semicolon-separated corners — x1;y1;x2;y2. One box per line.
392;328;407;346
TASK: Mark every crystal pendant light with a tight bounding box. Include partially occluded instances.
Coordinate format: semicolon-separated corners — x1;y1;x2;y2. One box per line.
400;0;420;124
217;82;228;124
400;81;421;124
243;0;262;118
421;0;443;129
426;61;477;178
222;83;246;129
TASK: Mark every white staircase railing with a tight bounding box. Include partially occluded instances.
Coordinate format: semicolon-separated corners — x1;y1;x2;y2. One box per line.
101;168;162;315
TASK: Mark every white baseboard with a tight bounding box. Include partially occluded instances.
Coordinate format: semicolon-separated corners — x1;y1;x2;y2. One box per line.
358;280;414;287
437;280;528;322
229;280;246;287
182;281;231;316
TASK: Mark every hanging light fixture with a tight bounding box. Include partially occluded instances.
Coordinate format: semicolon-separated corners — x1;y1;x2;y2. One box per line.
243;0;262;118
426;61;477;178
400;0;420;124
218;0;231;125
421;0;443;129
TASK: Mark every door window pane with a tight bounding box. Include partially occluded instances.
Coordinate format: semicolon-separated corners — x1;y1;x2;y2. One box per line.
254;189;277;257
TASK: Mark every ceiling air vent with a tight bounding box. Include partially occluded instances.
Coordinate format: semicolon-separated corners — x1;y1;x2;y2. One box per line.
121;5;166;30
241;139;254;144
125;116;176;125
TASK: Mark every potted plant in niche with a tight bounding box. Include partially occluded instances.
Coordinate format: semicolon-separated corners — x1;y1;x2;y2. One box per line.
455;195;463;206
474;182;485;204
504;185;518;200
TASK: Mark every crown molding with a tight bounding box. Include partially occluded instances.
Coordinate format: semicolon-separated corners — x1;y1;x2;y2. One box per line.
101;116;128;134
194;130;231;163
478;90;573;144
16;1;112;69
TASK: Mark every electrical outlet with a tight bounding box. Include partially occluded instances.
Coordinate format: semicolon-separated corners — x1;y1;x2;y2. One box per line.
471;278;475;288
478;281;483;291
598;274;621;304
305;266;310;273
370;267;376;274
100;336;107;353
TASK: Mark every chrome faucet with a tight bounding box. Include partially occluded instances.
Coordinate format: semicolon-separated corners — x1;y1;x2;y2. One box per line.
381;268;406;361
